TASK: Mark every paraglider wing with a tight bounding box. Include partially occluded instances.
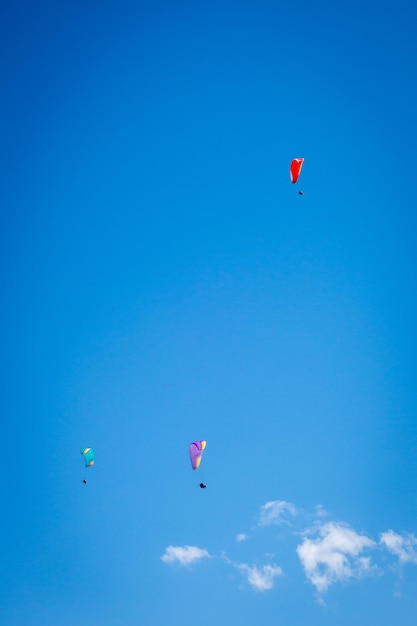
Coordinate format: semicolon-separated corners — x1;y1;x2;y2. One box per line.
189;440;206;470
290;158;304;184
81;447;95;467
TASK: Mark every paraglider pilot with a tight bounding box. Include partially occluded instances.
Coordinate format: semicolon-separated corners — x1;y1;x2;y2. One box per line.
199;482;207;489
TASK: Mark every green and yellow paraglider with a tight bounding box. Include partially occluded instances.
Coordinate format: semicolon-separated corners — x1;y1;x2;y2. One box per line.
81;447;94;484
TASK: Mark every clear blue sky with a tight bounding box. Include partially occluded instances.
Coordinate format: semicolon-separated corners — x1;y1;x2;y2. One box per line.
1;1;417;624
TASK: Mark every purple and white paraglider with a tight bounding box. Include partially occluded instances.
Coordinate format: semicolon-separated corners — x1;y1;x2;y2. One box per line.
189;440;207;488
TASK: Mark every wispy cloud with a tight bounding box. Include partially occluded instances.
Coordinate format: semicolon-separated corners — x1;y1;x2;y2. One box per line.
161;545;211;567
236;533;248;543
314;505;328;519
258;500;297;526
238;563;283;591
380;530;417;565
296;522;376;594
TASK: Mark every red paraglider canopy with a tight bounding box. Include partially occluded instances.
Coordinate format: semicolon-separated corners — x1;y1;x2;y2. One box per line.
290;158;304;184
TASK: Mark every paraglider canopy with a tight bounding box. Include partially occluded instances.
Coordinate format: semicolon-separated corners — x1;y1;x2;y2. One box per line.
81;447;95;467
189;440;206;470
290;158;304;184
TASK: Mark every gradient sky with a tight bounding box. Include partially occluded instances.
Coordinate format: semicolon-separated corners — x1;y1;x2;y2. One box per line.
1;1;417;625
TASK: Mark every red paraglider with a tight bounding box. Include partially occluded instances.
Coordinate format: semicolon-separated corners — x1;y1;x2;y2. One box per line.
290;158;304;184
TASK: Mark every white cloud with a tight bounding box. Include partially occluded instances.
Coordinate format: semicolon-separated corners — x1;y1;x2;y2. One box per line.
238;563;283;591
161;545;211;567
258;500;297;526
296;522;376;594
161;503;417;599
380;530;417;565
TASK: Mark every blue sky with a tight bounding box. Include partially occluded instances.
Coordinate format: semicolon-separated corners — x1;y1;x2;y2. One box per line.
1;1;417;624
